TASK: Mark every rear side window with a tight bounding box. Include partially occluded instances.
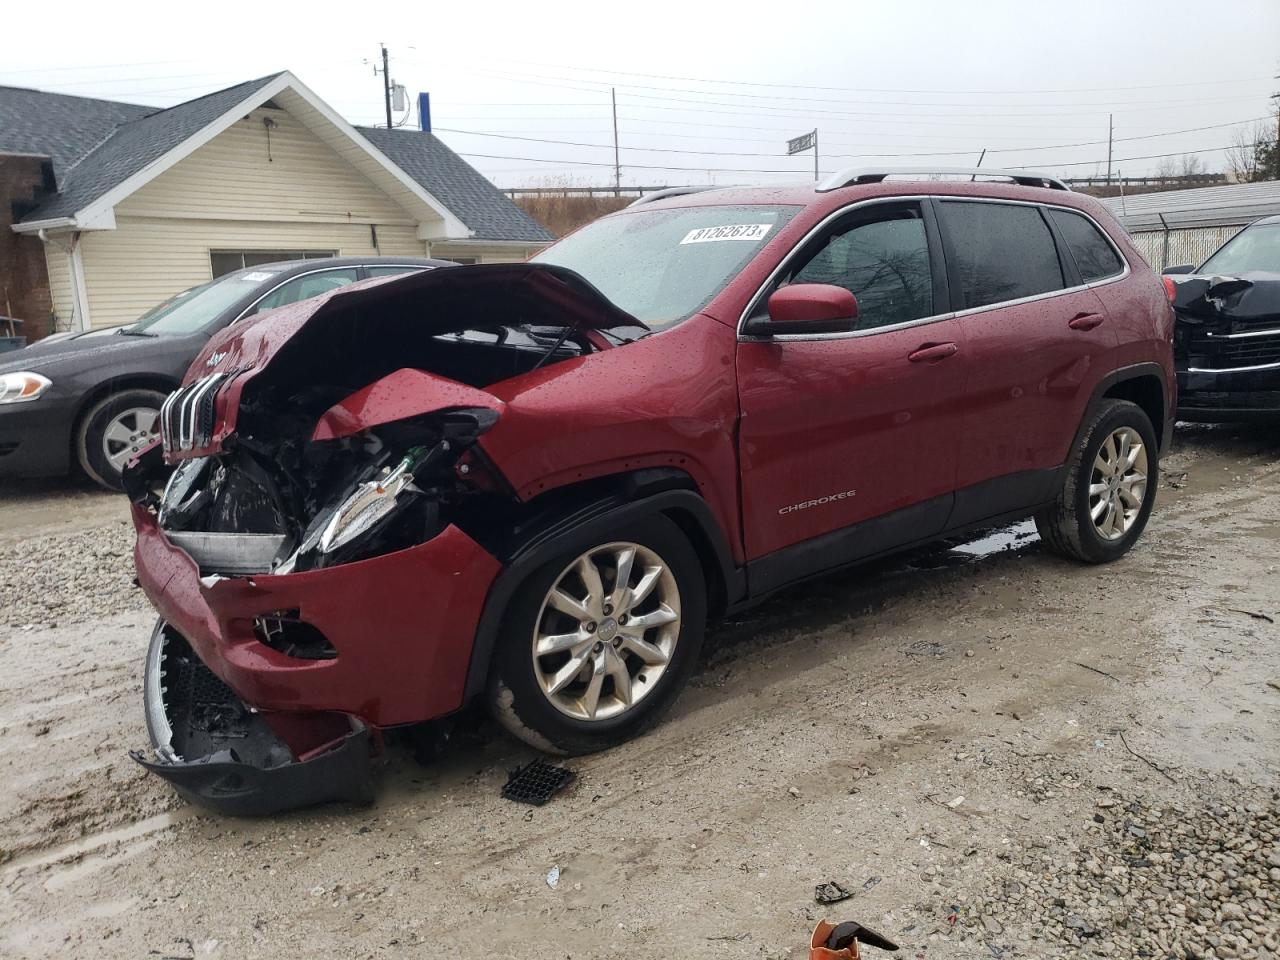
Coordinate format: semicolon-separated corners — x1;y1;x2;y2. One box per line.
247;268;360;316
938;201;1064;309
1049;209;1124;282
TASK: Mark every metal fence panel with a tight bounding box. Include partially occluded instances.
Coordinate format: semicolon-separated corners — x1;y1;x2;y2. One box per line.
1128;226;1244;271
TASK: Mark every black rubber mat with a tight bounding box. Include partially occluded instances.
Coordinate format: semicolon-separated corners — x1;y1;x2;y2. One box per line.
502;759;575;806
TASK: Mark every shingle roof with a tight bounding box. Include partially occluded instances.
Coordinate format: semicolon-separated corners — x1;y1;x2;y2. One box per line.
0;85;152;176
357;126;552;243
3;74;550;244
20;74;283;222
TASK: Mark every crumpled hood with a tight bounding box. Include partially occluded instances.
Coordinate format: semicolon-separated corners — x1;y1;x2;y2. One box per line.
189;262;641;380
1168;271;1280;324
162;263;640;461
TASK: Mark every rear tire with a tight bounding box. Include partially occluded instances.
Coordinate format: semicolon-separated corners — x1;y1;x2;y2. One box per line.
487;515;706;756
1035;399;1159;564
76;389;166;490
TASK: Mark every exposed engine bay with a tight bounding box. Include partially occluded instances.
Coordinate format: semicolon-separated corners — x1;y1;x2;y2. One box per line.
126;264;647;577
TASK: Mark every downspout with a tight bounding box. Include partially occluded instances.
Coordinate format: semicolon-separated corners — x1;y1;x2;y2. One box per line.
39;228;90;332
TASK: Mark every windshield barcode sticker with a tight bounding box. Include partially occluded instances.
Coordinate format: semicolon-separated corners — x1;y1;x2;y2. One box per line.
680;224;773;244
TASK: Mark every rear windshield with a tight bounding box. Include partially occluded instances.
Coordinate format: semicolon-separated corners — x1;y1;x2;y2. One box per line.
1198;223;1280;276
532;204;800;331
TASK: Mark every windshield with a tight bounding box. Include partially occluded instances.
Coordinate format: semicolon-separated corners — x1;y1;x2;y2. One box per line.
532;204;800;331
128;270;279;336
1198;223;1280;276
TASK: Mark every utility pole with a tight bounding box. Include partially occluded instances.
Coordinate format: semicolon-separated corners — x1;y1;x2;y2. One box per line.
611;87;621;197
381;44;392;129
1106;113;1113;185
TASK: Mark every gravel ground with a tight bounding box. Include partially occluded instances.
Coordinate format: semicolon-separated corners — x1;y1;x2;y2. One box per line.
960;782;1279;958
1;425;1278;959
0;519;142;629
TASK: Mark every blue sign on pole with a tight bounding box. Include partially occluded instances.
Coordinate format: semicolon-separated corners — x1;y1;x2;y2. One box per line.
418;92;432;133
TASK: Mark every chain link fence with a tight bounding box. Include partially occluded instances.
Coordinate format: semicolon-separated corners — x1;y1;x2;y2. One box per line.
1128;225;1244;271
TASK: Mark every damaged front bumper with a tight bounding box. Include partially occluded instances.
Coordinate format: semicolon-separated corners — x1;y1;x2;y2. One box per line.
131;503;500;727
129;499;502;814
133;621;375;816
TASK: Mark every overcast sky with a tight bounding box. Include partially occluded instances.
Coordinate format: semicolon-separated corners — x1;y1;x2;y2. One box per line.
4;0;1278;188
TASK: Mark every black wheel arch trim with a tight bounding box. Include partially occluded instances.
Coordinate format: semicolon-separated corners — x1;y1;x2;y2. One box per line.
460;482;743;705
1075;362;1172;454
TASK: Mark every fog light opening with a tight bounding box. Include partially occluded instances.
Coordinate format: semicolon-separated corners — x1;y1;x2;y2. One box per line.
254;611;337;661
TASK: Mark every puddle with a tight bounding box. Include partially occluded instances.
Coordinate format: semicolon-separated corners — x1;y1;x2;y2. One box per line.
909;519;1039;569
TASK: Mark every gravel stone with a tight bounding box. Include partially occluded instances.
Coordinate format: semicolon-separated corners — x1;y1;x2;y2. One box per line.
964;785;1280;957
0;520;146;629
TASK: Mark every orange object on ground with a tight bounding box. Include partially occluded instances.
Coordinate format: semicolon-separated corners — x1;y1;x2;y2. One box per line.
810;919;900;959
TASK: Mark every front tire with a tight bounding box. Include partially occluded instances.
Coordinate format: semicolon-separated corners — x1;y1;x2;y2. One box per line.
488;515;706;755
1035;399;1159;564
76;389;165;490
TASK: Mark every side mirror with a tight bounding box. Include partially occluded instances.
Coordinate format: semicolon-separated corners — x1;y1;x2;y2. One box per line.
1162;264;1196;275
744;283;859;336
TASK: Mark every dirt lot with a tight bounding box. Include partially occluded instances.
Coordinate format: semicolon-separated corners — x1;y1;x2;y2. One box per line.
1;426;1278;960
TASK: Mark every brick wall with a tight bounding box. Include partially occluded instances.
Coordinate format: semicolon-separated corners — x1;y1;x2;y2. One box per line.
0;154;56;341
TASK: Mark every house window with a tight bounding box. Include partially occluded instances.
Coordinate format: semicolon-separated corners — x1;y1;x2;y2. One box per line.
446;256;478;265
210;250;337;278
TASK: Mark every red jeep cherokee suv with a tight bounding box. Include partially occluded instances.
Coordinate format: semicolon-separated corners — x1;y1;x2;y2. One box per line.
125;168;1175;814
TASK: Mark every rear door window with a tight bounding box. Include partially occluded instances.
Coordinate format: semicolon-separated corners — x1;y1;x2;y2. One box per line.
247;268;360;315
938;201;1065;309
1048;209;1124;282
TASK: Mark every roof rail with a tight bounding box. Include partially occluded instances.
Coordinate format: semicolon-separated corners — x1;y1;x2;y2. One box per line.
817;167;1070;193
628;186;723;207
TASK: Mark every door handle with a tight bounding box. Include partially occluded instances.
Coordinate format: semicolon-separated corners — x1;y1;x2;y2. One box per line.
907;342;958;363
1068;312;1105;331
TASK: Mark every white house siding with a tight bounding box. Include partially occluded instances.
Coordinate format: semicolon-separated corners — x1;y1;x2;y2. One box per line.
428;242;540;264
118;108;415;226
74;107;428;328
42;240;75;330
78;218;427;327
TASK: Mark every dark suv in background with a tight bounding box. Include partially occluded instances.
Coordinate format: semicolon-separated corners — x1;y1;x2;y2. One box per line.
0;256;444;488
1165;215;1280;421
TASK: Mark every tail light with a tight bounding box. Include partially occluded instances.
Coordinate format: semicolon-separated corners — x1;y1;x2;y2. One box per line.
1162;276;1177;303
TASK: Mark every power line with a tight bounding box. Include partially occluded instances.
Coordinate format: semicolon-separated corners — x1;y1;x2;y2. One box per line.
466;69;1269;120
453;56;1272;96
460;64;1274;111
1015;140;1268;170
434;116;1271;162
457;139;1256;176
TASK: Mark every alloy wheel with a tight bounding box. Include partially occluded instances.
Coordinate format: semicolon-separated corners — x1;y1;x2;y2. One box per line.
102;406;161;474
531;542;681;722
1088;426;1148;541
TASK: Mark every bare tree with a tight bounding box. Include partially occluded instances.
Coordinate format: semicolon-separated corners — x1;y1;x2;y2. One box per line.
1154;156;1179;181
1178;154;1206;177
1225;121;1268;182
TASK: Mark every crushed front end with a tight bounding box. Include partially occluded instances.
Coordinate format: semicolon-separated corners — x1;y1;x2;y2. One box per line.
125;265;644;814
1172;274;1280;421
125;393;504;813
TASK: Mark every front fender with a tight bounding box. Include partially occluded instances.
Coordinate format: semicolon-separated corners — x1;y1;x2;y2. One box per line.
311;368;505;442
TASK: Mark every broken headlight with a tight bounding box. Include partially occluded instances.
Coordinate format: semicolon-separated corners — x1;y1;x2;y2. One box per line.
158;456;215;530
318;447;425;555
281;446;434;572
